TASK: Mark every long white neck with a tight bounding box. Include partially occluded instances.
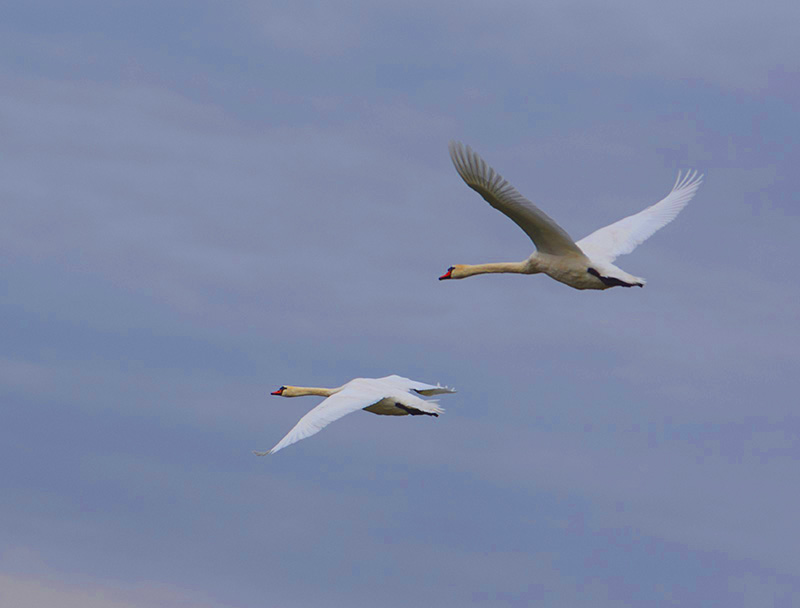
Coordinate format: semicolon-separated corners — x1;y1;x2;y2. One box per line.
282;386;339;398
454;261;531;278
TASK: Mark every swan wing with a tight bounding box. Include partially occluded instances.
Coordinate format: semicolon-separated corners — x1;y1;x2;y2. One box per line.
449;141;583;256
257;385;386;455
577;170;703;263
379;374;457;396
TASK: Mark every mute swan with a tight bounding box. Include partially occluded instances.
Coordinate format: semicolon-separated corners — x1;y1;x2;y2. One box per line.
254;375;455;455
440;142;703;290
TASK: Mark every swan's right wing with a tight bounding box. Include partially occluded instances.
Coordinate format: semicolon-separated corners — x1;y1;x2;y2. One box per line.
449;142;583;256
380;374;456;396
255;386;384;456
576;170;703;263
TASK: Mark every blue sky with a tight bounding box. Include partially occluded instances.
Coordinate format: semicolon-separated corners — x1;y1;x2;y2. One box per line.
1;1;799;606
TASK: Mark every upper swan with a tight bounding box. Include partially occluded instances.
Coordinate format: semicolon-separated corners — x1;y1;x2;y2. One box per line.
440;142;703;290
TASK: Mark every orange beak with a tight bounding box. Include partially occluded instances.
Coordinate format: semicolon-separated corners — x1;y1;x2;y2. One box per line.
439;268;453;280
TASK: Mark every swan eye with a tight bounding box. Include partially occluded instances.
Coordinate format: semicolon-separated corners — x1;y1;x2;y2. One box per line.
448;266;455;271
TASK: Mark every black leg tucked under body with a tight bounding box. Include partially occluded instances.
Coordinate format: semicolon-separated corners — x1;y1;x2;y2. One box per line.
587;267;638;288
396;403;438;417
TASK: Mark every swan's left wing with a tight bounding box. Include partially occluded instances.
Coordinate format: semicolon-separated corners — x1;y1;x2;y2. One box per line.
255;385;384;456
577;170;703;263
449;142;584;256
379;374;457;396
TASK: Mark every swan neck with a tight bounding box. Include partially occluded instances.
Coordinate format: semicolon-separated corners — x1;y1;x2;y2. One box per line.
284;386;337;398
459;261;529;277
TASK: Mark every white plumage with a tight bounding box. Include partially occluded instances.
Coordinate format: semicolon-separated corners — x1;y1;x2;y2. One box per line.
576;170;703;263
255;375;455;456
441;142;703;290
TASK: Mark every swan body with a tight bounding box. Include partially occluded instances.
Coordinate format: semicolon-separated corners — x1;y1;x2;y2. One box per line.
254;375;455;455
441;142;703;290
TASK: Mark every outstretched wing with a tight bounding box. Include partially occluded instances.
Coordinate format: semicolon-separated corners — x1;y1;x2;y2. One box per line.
577;170;703;263
449;141;583;256
256;386;384;455
379;374;457;397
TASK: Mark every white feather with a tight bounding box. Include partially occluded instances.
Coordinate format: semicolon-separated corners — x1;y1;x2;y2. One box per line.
445;142;703;290
255;376;454;456
576;170;704;263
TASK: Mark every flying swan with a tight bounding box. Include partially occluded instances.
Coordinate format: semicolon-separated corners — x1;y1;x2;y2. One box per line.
440;141;703;290
254;375;456;455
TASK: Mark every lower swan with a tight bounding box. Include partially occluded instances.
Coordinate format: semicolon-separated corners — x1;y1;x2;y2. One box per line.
254;375;455;455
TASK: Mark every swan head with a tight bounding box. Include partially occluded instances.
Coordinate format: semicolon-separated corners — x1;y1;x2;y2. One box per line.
271;385;314;397
439;265;464;280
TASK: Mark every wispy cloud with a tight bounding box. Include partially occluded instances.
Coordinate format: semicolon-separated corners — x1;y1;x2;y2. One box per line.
0;572;223;608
